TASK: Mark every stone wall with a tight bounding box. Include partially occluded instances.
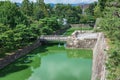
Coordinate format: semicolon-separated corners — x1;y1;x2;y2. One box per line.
0;40;41;69
92;33;107;80
66;31;107;80
94;18;101;31
66;31;97;49
66;38;97;49
70;24;90;28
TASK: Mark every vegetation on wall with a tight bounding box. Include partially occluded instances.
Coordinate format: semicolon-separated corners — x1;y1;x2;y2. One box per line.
96;0;120;79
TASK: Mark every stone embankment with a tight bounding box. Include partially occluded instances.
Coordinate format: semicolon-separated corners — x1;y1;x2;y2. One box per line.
66;31;97;49
92;33;107;80
66;30;107;80
0;40;41;69
70;24;90;28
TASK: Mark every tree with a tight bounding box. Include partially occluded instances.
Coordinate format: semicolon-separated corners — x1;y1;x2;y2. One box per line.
21;0;32;16
85;2;97;16
39;17;61;34
94;4;101;18
37;0;49;17
0;1;28;28
98;0;107;11
33;3;45;20
0;23;10;34
54;4;82;23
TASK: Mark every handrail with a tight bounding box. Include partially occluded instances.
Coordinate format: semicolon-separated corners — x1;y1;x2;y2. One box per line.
39;35;68;41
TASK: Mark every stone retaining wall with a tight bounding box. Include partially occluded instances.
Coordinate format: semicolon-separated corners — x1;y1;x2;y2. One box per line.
66;38;97;49
0;40;41;69
66;31;107;80
70;24;90;28
66;31;97;49
92;33;107;80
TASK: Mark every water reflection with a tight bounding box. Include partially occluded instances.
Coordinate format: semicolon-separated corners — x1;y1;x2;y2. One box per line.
0;44;92;80
28;50;92;80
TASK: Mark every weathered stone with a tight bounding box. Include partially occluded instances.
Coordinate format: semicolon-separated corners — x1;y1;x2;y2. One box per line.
92;33;107;80
66;31;97;49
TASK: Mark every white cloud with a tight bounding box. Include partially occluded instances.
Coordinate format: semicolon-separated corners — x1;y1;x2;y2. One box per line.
0;0;98;3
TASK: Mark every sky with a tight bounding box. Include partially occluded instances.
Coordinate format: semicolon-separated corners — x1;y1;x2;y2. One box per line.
0;0;98;4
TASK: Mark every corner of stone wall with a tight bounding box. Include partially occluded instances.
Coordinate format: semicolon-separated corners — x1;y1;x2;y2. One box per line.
92;33;107;80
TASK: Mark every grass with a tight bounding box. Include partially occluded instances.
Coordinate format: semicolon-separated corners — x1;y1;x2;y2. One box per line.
63;27;93;36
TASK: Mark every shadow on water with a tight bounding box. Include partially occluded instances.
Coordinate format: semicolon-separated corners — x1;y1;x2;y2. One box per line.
0;42;63;78
0;42;50;78
0;56;30;77
0;54;6;58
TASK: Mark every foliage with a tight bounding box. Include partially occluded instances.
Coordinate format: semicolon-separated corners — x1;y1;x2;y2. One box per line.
96;0;120;79
0;23;10;34
33;5;45;20
0;1;96;57
94;4;101;18
54;4;82;23
98;0;107;11
21;0;33;16
80;15;95;24
39;17;61;34
0;1;28;28
0;16;61;55
94;0;107;18
85;2;97;16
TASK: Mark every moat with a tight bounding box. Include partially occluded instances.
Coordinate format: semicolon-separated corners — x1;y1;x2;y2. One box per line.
0;43;92;80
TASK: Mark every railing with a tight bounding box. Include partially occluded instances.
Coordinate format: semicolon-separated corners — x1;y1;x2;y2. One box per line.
39;35;68;41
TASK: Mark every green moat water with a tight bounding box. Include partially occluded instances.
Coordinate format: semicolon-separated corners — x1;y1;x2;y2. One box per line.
0;43;92;80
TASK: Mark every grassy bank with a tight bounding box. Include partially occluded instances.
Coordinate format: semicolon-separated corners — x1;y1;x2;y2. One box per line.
63;27;93;36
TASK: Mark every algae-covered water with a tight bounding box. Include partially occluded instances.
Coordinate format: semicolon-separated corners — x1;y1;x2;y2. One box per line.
0;43;92;80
